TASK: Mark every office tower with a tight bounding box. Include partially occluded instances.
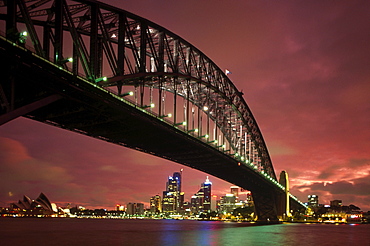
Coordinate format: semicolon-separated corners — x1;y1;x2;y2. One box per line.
162;170;183;213
126;203;144;215
150;195;162;213
191;176;212;213
230;186;239;198
308;195;319;207
202;176;212;211
219;194;237;213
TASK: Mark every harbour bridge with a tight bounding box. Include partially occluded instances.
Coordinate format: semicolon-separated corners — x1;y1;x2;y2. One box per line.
0;0;306;221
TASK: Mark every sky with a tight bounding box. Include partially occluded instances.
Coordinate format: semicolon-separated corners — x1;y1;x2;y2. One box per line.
1;0;369;211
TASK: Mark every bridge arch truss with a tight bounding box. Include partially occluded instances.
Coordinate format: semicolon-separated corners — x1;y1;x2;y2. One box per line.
0;0;276;179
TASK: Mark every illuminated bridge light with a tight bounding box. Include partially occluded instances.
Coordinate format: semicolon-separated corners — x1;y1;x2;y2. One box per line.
160;113;172;118
120;91;134;97
188;128;198;133
207;139;218;144
142;103;155;109
94;77;107;83
199;134;209;139
203;106;209;111
175;121;186;126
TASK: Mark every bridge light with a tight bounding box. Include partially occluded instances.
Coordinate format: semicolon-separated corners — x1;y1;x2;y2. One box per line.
207;140;218;144
18;31;28;44
175;121;186;126
58;57;73;65
142;103;155;109
203;106;209;111
95;77;107;83
120;91;134;97
188;128;198;133
160;113;172;118
199;134;209;139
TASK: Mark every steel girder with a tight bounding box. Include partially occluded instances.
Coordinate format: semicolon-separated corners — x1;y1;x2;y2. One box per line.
0;0;275;178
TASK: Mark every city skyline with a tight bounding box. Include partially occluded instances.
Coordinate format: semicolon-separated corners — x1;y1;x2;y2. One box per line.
0;0;369;211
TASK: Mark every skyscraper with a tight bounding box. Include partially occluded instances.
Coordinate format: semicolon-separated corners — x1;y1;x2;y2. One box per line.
230;186;239;198
202;176;212;212
150;195;162;213
162;170;184;213
191;176;212;213
308;195;319;207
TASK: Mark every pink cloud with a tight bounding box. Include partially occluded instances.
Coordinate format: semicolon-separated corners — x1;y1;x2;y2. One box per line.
1;1;369;212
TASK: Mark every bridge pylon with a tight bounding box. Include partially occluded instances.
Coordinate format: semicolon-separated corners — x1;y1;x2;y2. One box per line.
277;170;292;220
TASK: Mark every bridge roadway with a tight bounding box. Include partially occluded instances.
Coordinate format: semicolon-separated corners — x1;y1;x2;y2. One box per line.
0;36;303;221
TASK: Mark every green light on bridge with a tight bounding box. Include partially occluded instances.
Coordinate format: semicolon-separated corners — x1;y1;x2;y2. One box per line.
95;77;107;83
120;91;134;97
175;121;186;126
160;113;172;118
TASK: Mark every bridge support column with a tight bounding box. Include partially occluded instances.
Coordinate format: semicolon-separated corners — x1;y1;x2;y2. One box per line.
276;170;292;221
252;190;279;222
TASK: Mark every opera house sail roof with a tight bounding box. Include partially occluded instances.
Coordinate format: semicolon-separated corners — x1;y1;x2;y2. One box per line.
11;193;55;216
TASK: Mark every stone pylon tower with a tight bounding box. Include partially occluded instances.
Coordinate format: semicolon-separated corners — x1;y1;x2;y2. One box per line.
278;170;292;219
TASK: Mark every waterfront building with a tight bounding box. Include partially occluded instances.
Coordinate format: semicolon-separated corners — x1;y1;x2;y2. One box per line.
202;177;212;212
219;194;237;214
308;195;319;207
190;176;212;213
150;195;162;213
330;200;343;212
126;203;144;215
230;186;239;198
162;171;184;213
245;191;254;207
116;204;125;211
10;193;57;217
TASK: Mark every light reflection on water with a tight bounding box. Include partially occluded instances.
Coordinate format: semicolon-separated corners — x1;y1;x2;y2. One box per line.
0;218;369;246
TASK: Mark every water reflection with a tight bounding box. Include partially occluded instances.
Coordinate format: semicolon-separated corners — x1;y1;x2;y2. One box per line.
158;221;370;246
1;218;369;246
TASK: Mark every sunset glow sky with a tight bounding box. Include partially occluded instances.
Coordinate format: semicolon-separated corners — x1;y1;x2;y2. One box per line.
1;0;369;211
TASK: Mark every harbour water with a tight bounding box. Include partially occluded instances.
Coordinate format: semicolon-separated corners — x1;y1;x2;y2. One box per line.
0;218;369;246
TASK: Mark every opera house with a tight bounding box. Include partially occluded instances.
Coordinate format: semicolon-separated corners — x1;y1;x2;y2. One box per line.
10;193;57;217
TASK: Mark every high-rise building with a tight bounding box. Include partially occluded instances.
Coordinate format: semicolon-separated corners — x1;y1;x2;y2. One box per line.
219;194;237;213
150;195;162;213
191;176;212;213
202;176;212;212
308;195;319;207
162;170;184;213
230;186;239;198
126;203;144;215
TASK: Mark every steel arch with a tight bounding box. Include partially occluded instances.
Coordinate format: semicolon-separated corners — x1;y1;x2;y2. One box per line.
0;0;275;179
